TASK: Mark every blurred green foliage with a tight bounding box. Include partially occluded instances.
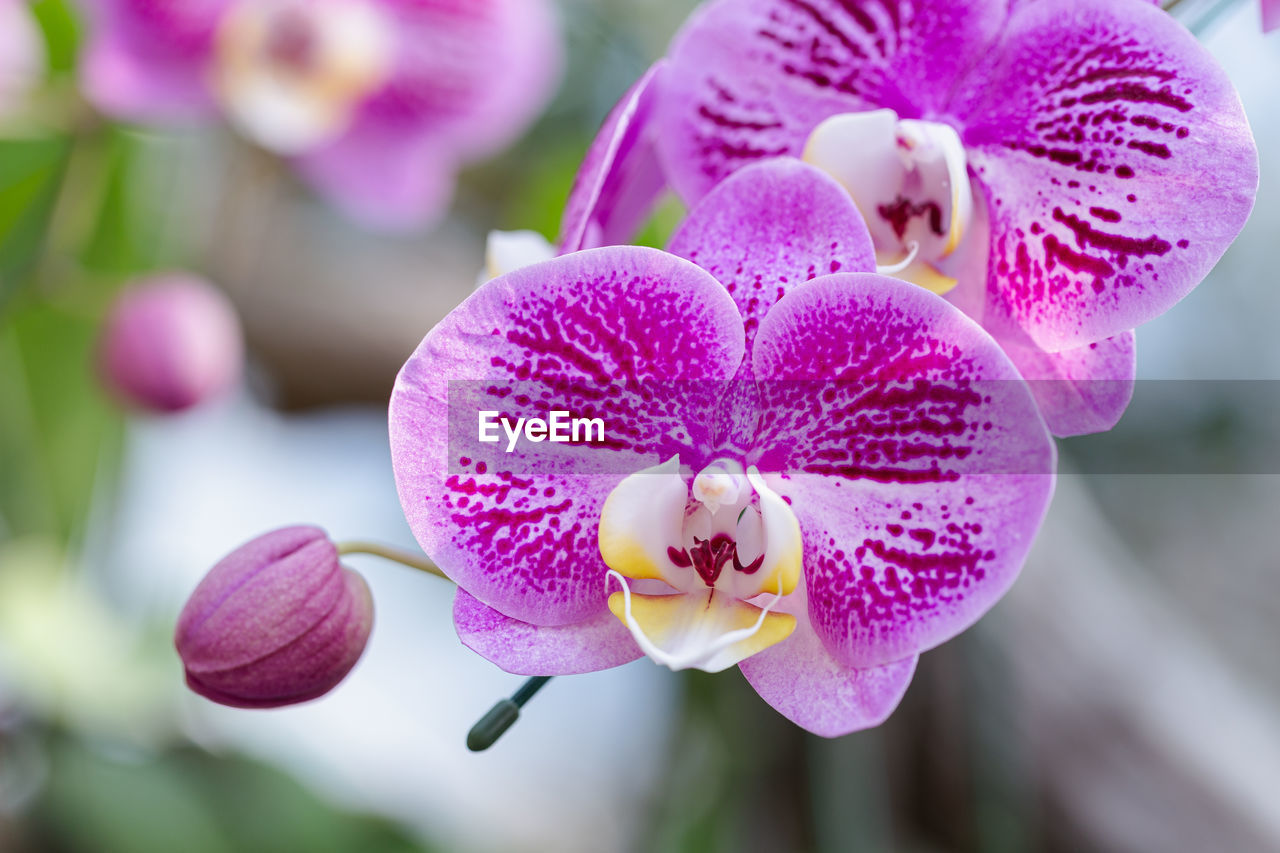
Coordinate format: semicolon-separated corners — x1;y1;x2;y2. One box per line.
0;137;71;312
18;735;430;853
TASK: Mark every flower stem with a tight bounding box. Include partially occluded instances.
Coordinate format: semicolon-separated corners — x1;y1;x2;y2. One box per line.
335;541;452;582
466;676;554;752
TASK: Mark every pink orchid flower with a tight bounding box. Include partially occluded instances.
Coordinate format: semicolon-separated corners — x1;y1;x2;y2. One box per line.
566;0;1258;436
78;0;561;229
390;159;1055;736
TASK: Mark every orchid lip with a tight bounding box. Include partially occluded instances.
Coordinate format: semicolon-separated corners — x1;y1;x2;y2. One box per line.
598;457;803;672
803;109;974;295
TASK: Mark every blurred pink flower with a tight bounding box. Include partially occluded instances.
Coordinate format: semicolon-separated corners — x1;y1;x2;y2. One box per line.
1265;0;1280;33
78;0;562;229
99;273;243;413
176;526;374;708
0;0;46;117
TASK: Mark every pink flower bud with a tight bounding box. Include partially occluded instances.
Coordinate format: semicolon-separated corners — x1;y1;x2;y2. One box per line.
99;274;243;413
175;526;374;709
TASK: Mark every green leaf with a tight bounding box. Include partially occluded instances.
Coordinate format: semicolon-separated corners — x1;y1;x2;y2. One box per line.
0;136;71;311
31;0;83;73
0;299;121;541
30;736;435;853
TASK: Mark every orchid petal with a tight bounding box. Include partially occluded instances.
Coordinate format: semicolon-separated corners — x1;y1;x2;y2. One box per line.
751;273;1055;667
956;0;1257;350
80;0;228;122
294;126;456;231
1001;331;1136;437
559;62;669;253
655;0;1007;205
739;580;916;737
390;247;745;627
453;588;642;676
1266;0;1280;33
667;158;874;353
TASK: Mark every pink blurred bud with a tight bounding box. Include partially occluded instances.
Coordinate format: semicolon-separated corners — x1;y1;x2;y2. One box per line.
175;526;374;709
99;274;243;413
0;0;46;117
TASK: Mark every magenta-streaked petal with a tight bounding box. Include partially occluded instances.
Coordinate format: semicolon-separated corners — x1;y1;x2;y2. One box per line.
751;273;1055;667
1265;0;1280;32
453;588;642;675
739;583;916;737
293;124;456;231
80;0;227;122
390;247;745;627
558;62;668;253
1002;330;1135;437
957;0;1257;350
667;158;874;353
655;0;1008;205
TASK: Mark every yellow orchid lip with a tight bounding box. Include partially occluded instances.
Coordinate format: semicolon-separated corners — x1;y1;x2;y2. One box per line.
598;457;803;672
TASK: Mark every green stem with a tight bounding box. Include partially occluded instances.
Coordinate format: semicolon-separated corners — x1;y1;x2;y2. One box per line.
335;541;452;582
467;677;555;752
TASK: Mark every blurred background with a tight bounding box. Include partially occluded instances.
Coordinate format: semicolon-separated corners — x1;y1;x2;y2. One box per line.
1;0;1278;851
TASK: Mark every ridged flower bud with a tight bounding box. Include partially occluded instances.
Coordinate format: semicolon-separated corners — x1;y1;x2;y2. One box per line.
175;526;373;708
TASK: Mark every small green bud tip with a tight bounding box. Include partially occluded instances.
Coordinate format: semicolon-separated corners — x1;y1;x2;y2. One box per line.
467;700;520;752
465;676;553;752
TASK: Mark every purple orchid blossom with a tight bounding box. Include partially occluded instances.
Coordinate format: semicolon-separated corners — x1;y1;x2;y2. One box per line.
390;159;1055;736
78;0;561;230
574;0;1256;437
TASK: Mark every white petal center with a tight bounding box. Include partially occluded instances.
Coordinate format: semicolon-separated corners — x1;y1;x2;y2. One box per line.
215;0;394;153
803;110;974;294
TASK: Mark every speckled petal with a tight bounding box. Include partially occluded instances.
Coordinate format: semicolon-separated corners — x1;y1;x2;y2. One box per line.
80;0;228;122
957;0;1257;350
1002;330;1135;437
751;273;1055;667
559;62;668;253
667;158;874;354
739;580;916;737
453;588;642;675
655;0;1007;205
390;247;745;627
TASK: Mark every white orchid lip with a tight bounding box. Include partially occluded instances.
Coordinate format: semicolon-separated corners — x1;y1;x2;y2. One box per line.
803;109;975;295
214;0;394;154
598;456;802;673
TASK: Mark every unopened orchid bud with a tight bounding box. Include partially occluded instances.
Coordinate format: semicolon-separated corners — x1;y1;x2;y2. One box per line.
99;274;243;413
175;526;373;709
